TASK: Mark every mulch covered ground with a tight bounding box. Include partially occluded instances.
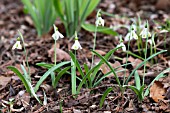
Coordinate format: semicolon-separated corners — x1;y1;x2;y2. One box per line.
0;0;170;112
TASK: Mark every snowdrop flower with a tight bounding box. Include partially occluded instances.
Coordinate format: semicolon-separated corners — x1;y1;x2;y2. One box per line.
116;42;126;51
140;26;151;39
124;28;138;41
160;29;168;33
147;39;152;45
95;17;104;27
12;37;22;50
71;34;82;50
52;25;64;40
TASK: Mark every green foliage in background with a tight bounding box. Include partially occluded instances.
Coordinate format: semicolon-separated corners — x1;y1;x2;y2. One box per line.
21;0;56;36
53;0;100;37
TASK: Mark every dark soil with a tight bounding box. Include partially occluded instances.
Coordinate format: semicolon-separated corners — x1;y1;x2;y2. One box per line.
0;0;170;113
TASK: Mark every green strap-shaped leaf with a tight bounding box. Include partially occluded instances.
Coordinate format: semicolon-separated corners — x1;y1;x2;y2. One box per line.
144;68;170;96
134;71;141;90
125;50;167;85
80;0;100;22
82;23;118;36
69;51;85;78
100;87;113;108
92;50;122;91
53;66;72;88
7;66;31;93
34;61;70;92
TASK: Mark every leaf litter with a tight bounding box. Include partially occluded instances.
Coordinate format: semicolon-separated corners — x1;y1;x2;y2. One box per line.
0;0;170;112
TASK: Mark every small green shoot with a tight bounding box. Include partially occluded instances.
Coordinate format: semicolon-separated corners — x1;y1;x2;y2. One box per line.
100;87;113;108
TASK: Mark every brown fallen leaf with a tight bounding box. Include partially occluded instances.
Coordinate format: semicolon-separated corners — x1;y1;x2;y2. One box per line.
123;56;149;69
100;61;129;77
0;76;11;91
86;49;106;58
73;109;81;113
48;45;70;62
25;16;34;26
14;64;36;75
150;81;166;102
158;75;170;100
156;0;170;10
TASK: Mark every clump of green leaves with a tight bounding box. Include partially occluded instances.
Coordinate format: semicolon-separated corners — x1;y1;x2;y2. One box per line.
98;20;168;107
69;47;125;95
8;31;70;104
8;31;41;104
36;62;71;90
53;0;100;37
21;0;56;36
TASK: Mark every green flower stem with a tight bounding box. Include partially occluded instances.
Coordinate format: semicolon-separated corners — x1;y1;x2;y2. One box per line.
19;31;30;77
123;38;131;85
71;50;77;96
91;26;98;68
150;42;153;64
164;33;167;49
54;39;57;65
143;22;149;85
137;38;141;55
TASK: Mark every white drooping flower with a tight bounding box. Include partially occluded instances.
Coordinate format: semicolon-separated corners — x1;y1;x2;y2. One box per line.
12;37;22;50
147;39;153;45
116;42;126;51
95;17;104;27
124;29;138;41
52;25;64;40
140;26;151;39
160;29;168;33
71;36;82;50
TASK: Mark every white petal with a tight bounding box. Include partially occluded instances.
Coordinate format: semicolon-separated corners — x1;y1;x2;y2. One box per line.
140;28;152;38
75;40;82;49
132;31;138;40
122;45;126;51
124;33;132;41
101;19;104;26
147;39;152;45
57;31;64;38
116;44;121;48
17;44;22;49
147;32;151;37
116;42;126;51
71;40;82;50
140;29;145;36
160;29;168;33
95;19;99;26
52;33;59;40
12;41;22;50
96;17;104;27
